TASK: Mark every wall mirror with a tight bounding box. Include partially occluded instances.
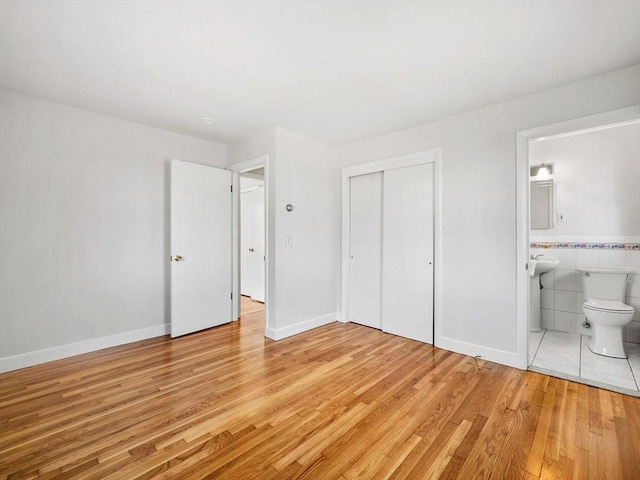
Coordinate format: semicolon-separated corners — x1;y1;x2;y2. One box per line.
530;179;553;229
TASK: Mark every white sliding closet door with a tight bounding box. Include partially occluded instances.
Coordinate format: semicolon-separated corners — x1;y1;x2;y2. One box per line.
382;163;434;343
349;172;383;329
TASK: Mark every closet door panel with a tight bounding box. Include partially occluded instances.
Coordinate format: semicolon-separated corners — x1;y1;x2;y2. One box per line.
382;163;434;343
349;172;383;329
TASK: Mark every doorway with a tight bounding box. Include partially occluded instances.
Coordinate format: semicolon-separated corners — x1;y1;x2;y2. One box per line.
240;170;265;303
231;156;270;335
516;106;640;379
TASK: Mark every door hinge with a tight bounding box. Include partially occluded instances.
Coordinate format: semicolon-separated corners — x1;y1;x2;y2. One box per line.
230;185;233;192
230;292;233;300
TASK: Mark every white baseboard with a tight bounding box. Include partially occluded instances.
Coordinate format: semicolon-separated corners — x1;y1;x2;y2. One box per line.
0;324;170;373
265;312;337;341
337;313;527;370
435;335;527;370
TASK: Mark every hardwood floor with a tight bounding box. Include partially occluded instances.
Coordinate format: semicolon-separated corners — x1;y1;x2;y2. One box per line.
1;297;639;479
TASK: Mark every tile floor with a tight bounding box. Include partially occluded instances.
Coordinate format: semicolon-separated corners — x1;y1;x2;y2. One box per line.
529;329;640;397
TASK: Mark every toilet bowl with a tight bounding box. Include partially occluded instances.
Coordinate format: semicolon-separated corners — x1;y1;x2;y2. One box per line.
579;268;635;359
582;299;634;358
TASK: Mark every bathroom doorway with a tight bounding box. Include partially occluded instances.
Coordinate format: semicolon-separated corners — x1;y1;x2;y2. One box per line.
516;106;640;395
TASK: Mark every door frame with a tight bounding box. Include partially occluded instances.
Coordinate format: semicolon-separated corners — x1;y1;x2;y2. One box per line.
340;149;441;344
230;155;271;337
515;105;640;369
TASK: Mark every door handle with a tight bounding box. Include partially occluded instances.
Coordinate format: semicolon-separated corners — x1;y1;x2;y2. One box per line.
173;255;183;262
248;248;254;252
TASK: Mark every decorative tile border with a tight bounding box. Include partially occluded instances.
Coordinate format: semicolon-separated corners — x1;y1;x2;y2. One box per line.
530;242;640;250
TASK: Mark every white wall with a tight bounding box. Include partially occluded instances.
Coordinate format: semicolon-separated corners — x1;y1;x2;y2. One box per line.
529;122;640;341
0;89;227;370
228;128;339;339
3;64;639;373
337;65;640;367
272;128;339;336
227;128;276;167
531;123;640;237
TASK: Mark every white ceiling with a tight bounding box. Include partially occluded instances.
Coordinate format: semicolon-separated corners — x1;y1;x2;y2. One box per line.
1;0;639;146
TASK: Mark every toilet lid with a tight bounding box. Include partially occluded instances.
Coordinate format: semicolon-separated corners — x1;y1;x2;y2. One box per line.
583;299;634;313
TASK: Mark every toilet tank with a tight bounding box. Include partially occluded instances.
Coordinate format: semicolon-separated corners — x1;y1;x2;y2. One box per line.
578;268;630;302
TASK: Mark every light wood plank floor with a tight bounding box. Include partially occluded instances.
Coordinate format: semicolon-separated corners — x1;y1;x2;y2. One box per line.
1;297;639;479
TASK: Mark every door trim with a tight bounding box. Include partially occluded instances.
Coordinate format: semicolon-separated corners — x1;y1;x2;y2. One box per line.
340;149;441;345
230;155;271;338
515;105;640;369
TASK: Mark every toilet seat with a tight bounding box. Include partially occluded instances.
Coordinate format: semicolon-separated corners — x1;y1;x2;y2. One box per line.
583;299;634;314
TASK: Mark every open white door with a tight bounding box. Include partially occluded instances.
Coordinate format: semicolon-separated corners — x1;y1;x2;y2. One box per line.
171;159;232;337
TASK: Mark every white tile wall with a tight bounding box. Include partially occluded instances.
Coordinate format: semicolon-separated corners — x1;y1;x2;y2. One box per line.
555;290;576;312
541;289;554;309
540;270;555;289
541;308;555;330
555;311;575;332
626;321;640;344
576;249;599;268
627;250;640;271
554;249;577;269
629;273;640;297
600;250;627;269
628;296;640;320
554;269;576;291
530;247;640;343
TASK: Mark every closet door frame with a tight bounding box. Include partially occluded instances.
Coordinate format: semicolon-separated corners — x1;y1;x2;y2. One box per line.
340;149;442;344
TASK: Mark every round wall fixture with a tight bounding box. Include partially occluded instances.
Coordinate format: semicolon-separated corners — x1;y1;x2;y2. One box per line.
286;204;294;212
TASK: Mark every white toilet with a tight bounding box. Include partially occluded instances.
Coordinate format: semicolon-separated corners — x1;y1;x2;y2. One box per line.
578;268;635;358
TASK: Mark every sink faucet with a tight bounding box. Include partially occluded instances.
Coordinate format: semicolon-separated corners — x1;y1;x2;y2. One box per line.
529;254;544;261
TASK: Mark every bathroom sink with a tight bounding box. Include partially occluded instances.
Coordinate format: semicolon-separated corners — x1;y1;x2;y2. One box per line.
533;258;559;274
